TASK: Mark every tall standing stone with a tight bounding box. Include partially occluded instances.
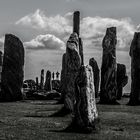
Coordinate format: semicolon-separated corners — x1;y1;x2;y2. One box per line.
73;11;80;36
79;38;84;65
128;32;140;105
40;69;44;90
0;34;24;101
117;63;128;100
64;32;81;112
0;51;3;92
36;77;39;90
44;70;52;91
59;53;67;103
73;11;84;65
99;27;118;104
89;57;100;98
65;65;98;133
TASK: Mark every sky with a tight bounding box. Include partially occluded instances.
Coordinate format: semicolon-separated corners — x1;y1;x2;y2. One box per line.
0;0;140;92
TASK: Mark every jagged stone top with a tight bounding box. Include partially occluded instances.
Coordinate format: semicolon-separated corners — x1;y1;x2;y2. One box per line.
102;27;117;51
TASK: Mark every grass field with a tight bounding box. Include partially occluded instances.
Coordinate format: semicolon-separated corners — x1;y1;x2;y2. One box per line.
0;98;140;140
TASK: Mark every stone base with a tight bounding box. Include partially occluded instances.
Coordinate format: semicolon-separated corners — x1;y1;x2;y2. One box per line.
63;118;100;134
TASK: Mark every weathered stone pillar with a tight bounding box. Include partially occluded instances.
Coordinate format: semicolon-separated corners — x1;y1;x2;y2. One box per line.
89;57;100;98
99;27;118;104
0;34;24;101
44;70;52;91
36;77;39;90
73;11;80;36
58;53;67;103
65;65;98;133
117;63;128;100
40;69;44;90
52;72;55;80
64;32;81;112
128;32;140;105
79;38;84;65
0;51;3;92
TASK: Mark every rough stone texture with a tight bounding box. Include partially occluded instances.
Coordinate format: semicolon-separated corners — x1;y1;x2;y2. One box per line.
99;27;118;104
36;77;39;90
79;38;84;65
117;63;128;100
64;32;81;112
44;70;52;91
0;34;24;101
73;11;80;36
89;57;100;98
40;69;44;90
0;51;3;92
59;53;67;103
128;32;140;105
65;65;98;133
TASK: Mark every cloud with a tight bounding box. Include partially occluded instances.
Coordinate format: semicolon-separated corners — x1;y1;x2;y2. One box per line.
16;9;137;50
16;9;72;37
24;34;65;50
80;16;135;50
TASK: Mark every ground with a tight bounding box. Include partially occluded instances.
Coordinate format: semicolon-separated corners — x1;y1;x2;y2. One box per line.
0;98;140;140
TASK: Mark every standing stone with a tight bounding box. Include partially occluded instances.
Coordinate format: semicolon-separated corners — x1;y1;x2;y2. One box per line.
36;77;39;90
65;65;98;133
117;63;128;100
44;70;52;91
64;32;81;112
73;11;80;36
79;38;84;65
58;53;67;103
128;32;140;105
52;72;55;80
52;32;82;115
40;69;44;90
0;34;24;101
99;27;118;104
89;57;100;98
0;51;3;92
56;71;60;80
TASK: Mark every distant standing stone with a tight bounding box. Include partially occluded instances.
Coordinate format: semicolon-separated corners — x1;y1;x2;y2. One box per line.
40;69;44;90
0;34;24;101
56;71;60;80
99;27;118;104
52;72;55;80
89;57;100;98
0;51;3;91
44;70;52;91
128;32;140;105
65;65;98;133
36;77;39;90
